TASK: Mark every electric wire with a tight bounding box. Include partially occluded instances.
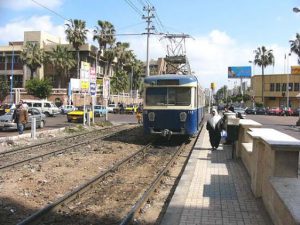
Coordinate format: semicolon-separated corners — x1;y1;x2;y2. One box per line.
123;0;144;16
30;0;69;22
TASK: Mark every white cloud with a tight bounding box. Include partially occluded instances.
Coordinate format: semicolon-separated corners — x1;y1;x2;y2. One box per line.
0;15;66;44
0;0;63;10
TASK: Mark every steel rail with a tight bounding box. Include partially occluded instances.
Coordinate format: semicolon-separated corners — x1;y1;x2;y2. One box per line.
0;124;125;157
17;142;153;225
119;123;205;225
0;125;135;171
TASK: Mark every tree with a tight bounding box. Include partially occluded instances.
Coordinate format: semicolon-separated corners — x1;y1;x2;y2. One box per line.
25;78;53;99
110;70;129;94
290;33;300;64
20;42;44;80
65;19;88;79
93;20;116;76
0;77;9;103
253;46;275;105
46;45;76;88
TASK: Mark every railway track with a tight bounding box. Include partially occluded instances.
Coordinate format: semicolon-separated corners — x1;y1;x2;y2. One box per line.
0;124;132;171
0;125;152;225
16;129;202;225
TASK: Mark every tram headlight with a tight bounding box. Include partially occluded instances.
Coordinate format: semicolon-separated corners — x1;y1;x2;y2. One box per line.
148;112;155;121
179;112;187;122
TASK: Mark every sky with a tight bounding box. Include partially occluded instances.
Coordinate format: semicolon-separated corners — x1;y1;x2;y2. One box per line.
1;0;300;89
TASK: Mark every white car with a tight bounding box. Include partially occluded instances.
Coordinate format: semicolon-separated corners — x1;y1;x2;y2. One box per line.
60;105;76;114
107;104;117;113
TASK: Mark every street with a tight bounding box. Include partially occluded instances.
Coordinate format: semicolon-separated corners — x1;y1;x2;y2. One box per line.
1;113;299;139
0;113;139;138
246;114;299;139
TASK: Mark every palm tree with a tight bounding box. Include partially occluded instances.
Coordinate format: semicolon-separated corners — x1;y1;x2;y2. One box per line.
290;33;300;64
65;19;88;79
46;45;76;88
93;20;116;76
114;42;132;72
110;70;129;94
253;46;275;105
20;42;44;80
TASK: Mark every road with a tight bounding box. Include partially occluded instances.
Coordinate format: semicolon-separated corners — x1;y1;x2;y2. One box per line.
0;113;299;140
0;113;139;138
246;114;299;139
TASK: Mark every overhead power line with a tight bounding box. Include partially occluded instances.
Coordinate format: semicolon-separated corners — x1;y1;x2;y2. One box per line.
30;0;69;21
123;0;144;16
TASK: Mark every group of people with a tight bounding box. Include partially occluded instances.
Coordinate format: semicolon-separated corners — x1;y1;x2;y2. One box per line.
12;100;29;135
206;105;234;151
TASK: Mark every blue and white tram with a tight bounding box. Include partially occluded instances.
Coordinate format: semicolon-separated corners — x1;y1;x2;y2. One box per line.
143;74;205;137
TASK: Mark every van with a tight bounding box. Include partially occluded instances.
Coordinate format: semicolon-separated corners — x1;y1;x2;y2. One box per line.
23;99;60;117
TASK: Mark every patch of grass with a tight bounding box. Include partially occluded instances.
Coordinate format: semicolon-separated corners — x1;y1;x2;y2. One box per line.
94;121;113;127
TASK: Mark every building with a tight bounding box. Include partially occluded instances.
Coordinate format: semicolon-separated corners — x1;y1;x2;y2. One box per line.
0;31;108;88
251;73;300;108
0;31;111;105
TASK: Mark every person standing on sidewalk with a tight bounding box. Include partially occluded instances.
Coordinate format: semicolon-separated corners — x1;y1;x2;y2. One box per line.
206;109;223;150
13;100;28;135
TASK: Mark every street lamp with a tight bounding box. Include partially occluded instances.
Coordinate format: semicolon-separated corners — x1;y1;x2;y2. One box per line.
9;42;14;104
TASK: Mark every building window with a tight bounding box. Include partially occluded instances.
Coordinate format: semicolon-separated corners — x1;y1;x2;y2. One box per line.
282;83;286;91
295;83;300;92
276;83;281;92
288;83;293;92
270;83;275;91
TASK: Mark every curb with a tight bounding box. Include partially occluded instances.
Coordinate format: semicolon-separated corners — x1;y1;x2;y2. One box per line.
0;127;66;143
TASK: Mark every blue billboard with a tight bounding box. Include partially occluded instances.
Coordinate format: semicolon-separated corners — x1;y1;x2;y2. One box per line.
228;66;252;78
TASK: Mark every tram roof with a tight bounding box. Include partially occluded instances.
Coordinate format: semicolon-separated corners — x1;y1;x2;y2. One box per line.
144;74;198;85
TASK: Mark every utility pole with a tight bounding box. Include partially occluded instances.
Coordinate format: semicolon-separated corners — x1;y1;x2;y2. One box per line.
142;5;155;77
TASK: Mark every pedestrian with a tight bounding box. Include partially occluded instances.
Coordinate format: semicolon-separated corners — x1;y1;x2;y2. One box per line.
13;100;29;135
136;104;143;124
206;109;223;150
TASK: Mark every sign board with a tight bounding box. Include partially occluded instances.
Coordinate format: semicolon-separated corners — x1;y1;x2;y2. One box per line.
90;82;96;96
103;77;110;99
90;67;96;81
80;61;90;80
291;66;300;75
70;78;81;91
228;66;252;78
81;80;89;93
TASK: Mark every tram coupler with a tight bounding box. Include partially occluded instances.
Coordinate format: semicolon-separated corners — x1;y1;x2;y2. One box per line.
162;129;172;140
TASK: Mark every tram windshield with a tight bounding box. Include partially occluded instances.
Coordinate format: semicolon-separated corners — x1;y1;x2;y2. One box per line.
146;87;191;106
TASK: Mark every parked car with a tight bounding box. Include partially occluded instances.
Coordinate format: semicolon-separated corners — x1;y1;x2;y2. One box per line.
293;107;300;116
0;104;15;116
255;107;267;115
67;106;93;123
60;105;76;114
234;107;246;119
125;104;138;114
23;99;60;117
107;104;118;113
0;107;46;131
281;107;294;116
245;107;256;114
267;107;283;116
94;105;107;117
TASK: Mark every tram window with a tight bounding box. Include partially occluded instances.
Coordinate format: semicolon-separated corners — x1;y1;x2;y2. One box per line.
146;87;191;106
146;88;167;105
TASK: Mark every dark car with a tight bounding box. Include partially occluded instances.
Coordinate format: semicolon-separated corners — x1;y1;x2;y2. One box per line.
255;107;267;115
293;107;300;116
245;107;256;114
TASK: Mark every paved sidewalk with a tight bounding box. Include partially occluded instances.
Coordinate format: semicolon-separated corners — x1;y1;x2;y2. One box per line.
160;126;273;225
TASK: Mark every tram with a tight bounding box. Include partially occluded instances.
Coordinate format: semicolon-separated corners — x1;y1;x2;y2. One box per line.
143;74;205;137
